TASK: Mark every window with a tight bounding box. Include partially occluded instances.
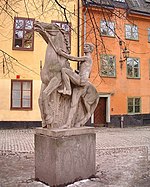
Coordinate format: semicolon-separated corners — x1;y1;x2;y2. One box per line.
127;57;140;78
100;55;116;77
128;97;141;114
51;20;71;50
11;80;32;110
148;28;150;42
100;21;115;37
125;24;138;40
13;17;34;51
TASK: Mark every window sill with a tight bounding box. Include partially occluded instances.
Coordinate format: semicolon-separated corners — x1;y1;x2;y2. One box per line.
12;47;34;51
125;38;139;42
10;108;32;111
100;35;115;38
127;77;140;79
128;113;141;115
100;75;116;78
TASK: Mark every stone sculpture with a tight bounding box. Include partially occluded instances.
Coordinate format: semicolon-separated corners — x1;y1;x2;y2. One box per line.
34;21;99;128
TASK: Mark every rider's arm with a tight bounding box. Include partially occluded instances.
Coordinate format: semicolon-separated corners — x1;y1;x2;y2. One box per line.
57;49;86;62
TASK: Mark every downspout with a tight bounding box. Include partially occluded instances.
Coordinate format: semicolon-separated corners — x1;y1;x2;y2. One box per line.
84;7;88;45
77;0;80;70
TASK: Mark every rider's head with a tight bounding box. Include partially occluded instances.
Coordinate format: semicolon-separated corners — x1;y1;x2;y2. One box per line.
84;43;94;53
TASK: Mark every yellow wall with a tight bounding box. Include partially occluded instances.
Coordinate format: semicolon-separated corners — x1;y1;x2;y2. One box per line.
0;0;79;121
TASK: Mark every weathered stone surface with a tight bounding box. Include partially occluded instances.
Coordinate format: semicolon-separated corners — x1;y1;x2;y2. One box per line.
96;146;149;186
35;127;96;186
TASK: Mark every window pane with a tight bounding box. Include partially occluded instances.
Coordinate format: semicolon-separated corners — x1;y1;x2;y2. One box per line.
126;25;131;32
62;23;70;32
132;26;137;32
22;99;30;107
15;39;22;48
22;91;30;99
133;32;138;40
128;106;133;113
15;19;24;29
135;106;140;113
24;41;32;48
15;30;23;38
22;99;31;108
128;98;133;106
55;22;61;27
126;32;132;39
23;82;31;90
25;20;33;30
12;91;21;99
12;99;21;107
135;98;140;105
13;82;21;90
134;68;139;77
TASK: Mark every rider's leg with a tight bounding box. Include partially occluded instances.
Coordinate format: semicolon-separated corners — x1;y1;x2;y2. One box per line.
61;68;80;95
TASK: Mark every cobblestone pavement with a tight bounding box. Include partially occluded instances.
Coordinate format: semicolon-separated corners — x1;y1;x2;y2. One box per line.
0;127;150;187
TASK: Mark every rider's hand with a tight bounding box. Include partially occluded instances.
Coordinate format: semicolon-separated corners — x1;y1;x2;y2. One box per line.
57;48;62;55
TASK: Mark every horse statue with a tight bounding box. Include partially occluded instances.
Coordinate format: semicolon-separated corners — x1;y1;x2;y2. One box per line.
34;21;99;128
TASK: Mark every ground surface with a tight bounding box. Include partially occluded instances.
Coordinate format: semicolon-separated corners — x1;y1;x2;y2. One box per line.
0;127;150;187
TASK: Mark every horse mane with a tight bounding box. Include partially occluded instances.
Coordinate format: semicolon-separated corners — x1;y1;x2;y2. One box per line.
59;28;71;54
50;24;71;54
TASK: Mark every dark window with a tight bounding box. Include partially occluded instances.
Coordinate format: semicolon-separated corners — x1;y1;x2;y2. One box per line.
11;80;32;110
13;17;34;51
128;97;141;114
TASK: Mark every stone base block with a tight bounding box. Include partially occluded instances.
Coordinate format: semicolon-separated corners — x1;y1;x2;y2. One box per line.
35;127;96;187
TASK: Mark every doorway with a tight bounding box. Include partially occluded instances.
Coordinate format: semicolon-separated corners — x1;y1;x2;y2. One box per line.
94;97;107;127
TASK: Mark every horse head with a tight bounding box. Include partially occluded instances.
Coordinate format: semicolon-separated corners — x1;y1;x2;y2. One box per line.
34;21;70;53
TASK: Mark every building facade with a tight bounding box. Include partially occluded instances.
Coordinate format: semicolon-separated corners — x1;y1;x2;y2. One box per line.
0;0;79;128
82;0;150;127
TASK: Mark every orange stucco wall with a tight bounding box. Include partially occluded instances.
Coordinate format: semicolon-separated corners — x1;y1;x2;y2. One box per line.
84;7;150;115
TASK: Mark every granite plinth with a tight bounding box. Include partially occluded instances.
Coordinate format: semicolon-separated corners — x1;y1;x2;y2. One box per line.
35;127;96;187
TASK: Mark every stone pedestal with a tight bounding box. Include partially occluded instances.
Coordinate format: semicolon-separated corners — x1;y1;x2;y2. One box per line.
35;127;96;187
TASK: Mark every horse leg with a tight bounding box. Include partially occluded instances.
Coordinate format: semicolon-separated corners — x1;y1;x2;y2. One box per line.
38;83;47;128
43;76;61;96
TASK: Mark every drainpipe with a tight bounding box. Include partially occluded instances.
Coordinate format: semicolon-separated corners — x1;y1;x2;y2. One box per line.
121;115;124;128
84;7;88;45
77;0;80;70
